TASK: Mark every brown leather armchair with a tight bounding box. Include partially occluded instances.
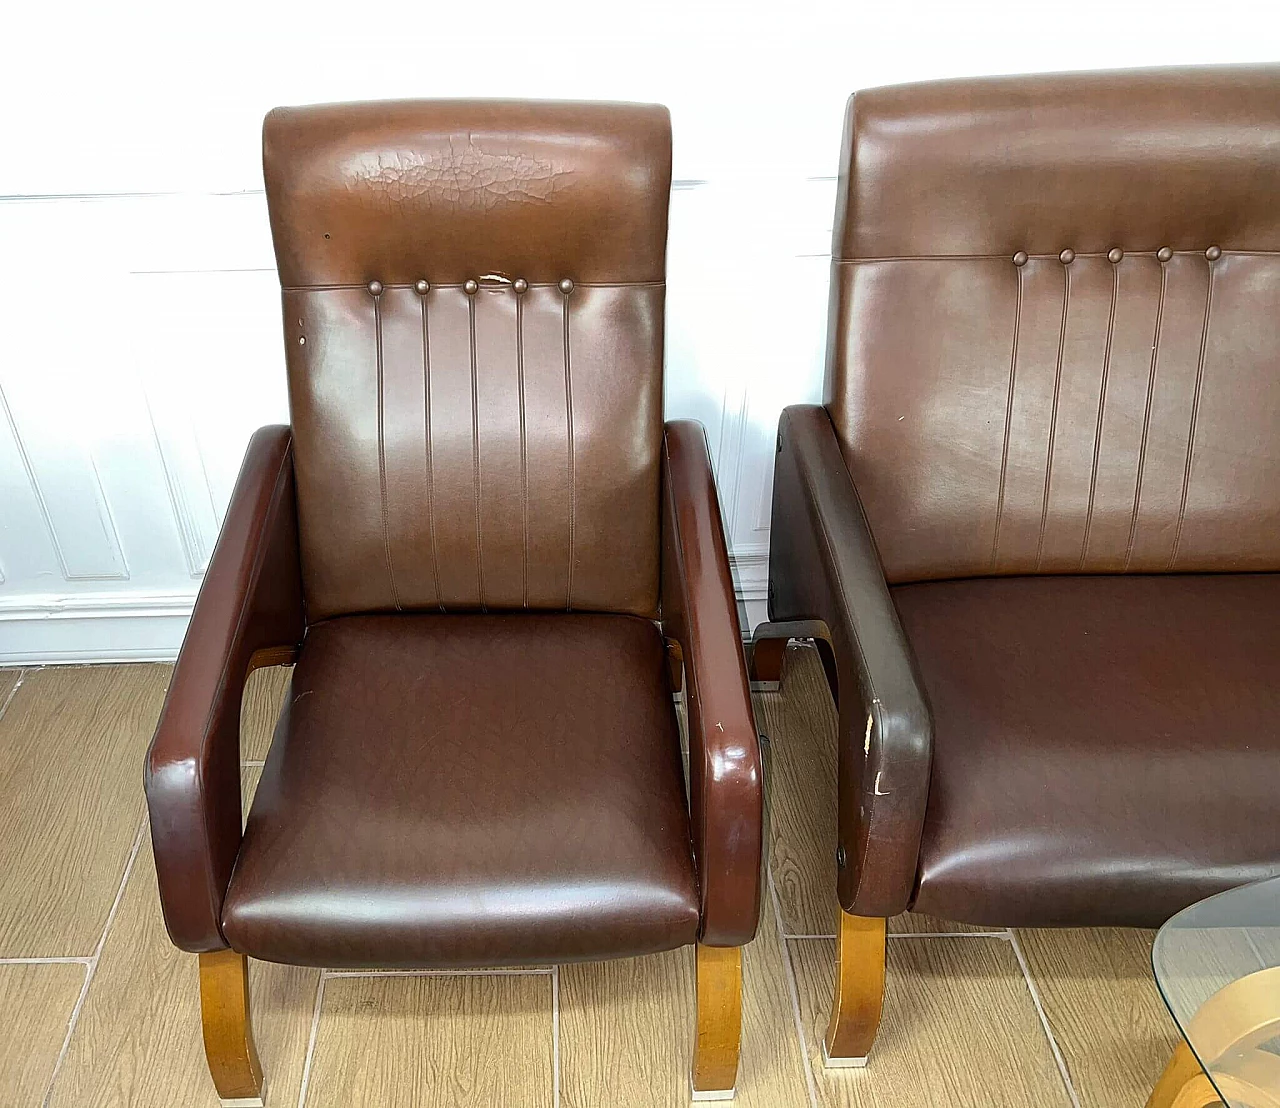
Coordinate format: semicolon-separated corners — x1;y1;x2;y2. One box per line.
145;100;762;1104
752;66;1280;1067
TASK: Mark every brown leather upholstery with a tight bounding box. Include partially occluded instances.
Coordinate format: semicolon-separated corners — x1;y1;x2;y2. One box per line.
897;574;1280;928
146;426;305;953
767;66;1280;926
264;101;670;620
223;614;699;967
145;102;761;975
827;66;1280;582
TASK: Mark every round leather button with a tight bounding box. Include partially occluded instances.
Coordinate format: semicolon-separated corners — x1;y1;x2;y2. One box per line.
464;279;479;295
367;280;383;296
513;278;529;294
558;277;575;294
1157;247;1173;262
1108;248;1124;263
1059;248;1075;264
1012;251;1028;267
414;279;430;295
1205;245;1222;261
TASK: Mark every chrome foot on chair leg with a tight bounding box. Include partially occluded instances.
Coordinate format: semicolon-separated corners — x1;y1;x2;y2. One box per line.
691;1079;736;1101
219;1095;266;1108
821;1039;868;1069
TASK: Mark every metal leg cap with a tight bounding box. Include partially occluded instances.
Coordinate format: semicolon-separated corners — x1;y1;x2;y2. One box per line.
821;1040;868;1069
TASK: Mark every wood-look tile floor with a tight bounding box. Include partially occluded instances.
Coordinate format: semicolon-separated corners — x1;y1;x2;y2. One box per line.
0;645;1181;1107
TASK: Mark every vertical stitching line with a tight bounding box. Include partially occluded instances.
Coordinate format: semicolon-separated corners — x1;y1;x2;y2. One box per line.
374;295;402;610
563;291;576;609
470;292;486;610
422;292;444;612
517;292;529;609
1169;260;1216;569
990;262;1023;569
1036;263;1071;568
1125;261;1168;570
1080;262;1119;567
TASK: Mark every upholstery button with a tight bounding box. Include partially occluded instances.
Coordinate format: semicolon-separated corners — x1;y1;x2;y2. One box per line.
414;279;430;295
464;279;479;295
367;280;383;296
1205;245;1222;261
1157;247;1173;262
513;278;529;294
1012;251;1028;267
1059;248;1075;264
558;278;575;294
1108;248;1124;263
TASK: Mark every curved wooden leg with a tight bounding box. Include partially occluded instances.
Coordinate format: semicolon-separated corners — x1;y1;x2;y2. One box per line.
199;950;265;1107
748;634;788;685
692;944;742;1100
1146;1041;1222;1108
824;910;885;1067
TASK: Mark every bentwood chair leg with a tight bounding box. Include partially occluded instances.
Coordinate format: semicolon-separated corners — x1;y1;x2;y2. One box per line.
748;634;788;684
199;950;265;1107
692;944;743;1100
824;910;886;1067
1146;1041;1225;1108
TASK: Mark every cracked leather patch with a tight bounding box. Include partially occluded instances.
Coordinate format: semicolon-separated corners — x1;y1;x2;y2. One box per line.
345;137;571;210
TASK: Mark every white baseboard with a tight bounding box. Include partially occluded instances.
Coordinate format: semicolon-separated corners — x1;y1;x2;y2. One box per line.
0;548;771;666
0;592;194;666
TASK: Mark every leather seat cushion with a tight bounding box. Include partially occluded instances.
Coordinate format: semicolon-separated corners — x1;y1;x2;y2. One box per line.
893;574;1280;928
222;612;699;967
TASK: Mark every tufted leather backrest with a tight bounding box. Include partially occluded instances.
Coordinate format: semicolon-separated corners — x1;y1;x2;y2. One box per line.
826;66;1280;581
263;100;671;620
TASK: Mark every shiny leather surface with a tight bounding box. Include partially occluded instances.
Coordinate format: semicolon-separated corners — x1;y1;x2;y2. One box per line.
767;406;932;917
660;421;763;945
897;574;1280;928
145;427;305;952
827;66;1280;582
222;613;699;967
265;101;671;619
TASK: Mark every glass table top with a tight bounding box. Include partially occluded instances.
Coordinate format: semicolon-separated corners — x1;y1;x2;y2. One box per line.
1153;876;1280;1108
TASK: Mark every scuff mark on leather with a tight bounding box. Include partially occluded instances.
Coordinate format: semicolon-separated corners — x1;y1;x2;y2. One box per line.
344;136;572;210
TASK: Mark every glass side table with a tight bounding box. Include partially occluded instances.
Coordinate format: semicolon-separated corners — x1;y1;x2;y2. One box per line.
1148;876;1280;1108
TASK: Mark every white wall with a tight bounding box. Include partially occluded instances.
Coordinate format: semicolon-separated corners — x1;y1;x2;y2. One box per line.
2;0;1277;662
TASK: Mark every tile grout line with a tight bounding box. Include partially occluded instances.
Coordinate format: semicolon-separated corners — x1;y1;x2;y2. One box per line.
0;956;94;966
768;873;819;1108
0;666;32;725
41;816;148;1108
295;972;327;1108
552;964;561;1108
1007;929;1082;1108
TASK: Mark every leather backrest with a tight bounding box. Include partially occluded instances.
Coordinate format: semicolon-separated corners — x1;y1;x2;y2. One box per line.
826;66;1280;581
264;100;670;619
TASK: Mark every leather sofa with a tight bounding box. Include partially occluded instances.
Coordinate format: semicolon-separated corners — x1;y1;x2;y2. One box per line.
752;65;1280;1066
145;100;762;1104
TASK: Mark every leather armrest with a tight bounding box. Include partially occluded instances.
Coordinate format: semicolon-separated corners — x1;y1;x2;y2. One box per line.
144;425;305;952
660;420;763;946
768;404;933;918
